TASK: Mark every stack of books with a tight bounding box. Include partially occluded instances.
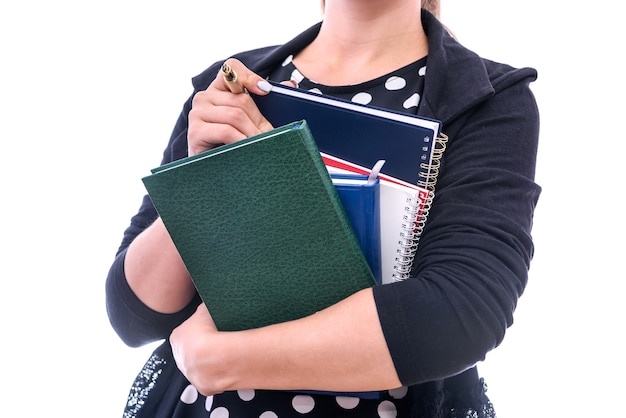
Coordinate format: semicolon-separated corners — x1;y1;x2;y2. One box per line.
142;82;446;331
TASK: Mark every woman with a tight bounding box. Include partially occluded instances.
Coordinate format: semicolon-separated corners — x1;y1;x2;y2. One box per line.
106;1;540;416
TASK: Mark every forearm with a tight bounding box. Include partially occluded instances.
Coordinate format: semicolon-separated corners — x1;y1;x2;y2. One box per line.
235;288;400;392
175;288;401;395
125;217;196;313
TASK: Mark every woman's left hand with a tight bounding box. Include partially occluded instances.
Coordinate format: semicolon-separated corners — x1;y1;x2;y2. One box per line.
170;304;227;396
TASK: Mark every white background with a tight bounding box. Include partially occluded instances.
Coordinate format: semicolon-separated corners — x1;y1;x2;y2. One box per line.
1;1;623;416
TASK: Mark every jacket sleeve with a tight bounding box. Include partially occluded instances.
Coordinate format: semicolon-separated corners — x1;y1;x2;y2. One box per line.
105;94;202;348
373;72;541;385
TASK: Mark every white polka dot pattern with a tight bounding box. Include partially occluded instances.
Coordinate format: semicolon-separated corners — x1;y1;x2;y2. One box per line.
403;93;421;110
385;76;407;91
209;406;229;418
292;394;316;413
205;395;214;411
237;389;256;401
270;55;427;115
336;395;361;409
377;400;398;418
282;55;294;67
352;92;373;105
182;387;410;416
180;385;199;404
291;69;305;84
388;386;409;399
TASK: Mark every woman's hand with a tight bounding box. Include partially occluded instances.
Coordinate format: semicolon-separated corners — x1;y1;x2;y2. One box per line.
170;303;229;396
187;58;274;156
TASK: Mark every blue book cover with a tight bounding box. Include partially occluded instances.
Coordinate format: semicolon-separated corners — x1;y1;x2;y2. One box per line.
253;81;441;185
332;173;382;285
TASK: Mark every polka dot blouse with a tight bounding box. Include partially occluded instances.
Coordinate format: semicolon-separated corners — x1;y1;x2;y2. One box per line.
270;54;427;115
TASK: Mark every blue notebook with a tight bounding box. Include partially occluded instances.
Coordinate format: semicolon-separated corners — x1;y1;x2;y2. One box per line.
332;173;382;285
253;81;442;185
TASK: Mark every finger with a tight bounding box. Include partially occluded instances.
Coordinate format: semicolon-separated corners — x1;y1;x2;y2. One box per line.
207;68;274;133
193;84;273;134
189;91;265;138
187;123;245;155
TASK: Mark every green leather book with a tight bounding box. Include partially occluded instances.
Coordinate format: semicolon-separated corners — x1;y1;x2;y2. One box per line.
142;121;375;331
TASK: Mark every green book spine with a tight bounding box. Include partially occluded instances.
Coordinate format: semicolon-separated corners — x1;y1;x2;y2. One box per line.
142;121;375;331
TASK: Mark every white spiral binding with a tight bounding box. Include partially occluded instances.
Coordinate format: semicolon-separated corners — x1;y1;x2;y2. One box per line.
391;133;448;281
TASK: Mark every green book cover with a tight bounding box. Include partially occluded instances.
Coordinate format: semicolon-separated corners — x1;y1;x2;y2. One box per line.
142;121;375;331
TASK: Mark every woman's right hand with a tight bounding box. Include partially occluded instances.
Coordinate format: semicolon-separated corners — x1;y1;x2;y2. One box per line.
187;59;274;156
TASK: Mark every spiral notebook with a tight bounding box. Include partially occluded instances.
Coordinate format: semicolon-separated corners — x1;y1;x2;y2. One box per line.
324;153;437;283
253;81;443;185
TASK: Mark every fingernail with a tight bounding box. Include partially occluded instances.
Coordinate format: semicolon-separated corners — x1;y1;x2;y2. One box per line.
257;80;272;92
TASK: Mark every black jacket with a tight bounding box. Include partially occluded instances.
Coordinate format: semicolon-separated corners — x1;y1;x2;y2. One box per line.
107;9;540;415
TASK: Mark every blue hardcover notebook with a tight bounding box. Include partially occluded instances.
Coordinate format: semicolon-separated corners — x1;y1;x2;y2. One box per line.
332;173;382;285
253;81;442;185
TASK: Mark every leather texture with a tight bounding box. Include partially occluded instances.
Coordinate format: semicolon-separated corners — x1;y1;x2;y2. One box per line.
143;121;375;331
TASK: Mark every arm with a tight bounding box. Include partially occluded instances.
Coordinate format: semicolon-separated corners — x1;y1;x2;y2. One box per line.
171;289;401;395
124;217;196;313
376;72;541;384
105;195;202;347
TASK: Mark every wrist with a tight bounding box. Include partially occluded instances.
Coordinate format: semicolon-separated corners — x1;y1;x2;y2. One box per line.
213;326;290;393
204;330;258;393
